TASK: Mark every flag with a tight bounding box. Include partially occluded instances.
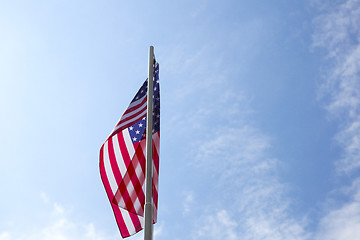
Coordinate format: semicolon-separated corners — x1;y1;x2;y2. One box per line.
99;63;160;238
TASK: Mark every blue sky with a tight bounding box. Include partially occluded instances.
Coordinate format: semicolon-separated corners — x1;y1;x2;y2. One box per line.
1;0;360;239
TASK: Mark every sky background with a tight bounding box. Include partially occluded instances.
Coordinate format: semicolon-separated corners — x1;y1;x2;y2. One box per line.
1;0;360;239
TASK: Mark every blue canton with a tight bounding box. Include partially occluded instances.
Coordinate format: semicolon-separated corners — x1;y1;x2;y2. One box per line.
131;80;148;103
128;117;147;143
128;63;160;143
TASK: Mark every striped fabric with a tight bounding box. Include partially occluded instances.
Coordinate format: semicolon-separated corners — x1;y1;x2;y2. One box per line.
100;63;160;238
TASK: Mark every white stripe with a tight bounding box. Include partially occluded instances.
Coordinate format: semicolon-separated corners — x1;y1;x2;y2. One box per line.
127;95;146;110
123;128;136;157
112;96;147;133
126;177;136;202
152;168;159;191
114;109;147;132
153;132;160;153
135;161;144;181
122;97;147;120
139;215;144;228
112;134;127;177
103;141;118;195
133;197;143;215
141;140;147;156
119;195;126;208
120;208;136;234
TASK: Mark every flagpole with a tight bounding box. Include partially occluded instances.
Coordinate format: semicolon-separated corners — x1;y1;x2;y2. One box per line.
144;46;154;240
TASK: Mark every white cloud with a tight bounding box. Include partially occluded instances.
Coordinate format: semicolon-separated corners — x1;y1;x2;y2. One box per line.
188;1;360;238
194;210;238;240
313;0;360;174
315;179;360;240
53;202;65;216
335;116;360;172
0;194;115;240
312;0;360;239
0;232;11;240
193;207;308;240
183;86;308;239
182;191;194;216
162;40;312;238
40;191;50;204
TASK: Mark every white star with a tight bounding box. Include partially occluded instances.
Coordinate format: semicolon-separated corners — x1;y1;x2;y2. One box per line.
139;123;143;128
136;130;140;134
129;126;133;130
132;137;137;141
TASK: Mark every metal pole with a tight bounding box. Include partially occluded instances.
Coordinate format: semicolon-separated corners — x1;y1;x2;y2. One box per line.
144;46;154;240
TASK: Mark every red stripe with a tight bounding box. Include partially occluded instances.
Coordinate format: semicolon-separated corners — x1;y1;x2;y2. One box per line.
112;205;130;237
107;137;122;186
152;186;158;207
116;97;147;127
113;131;132;210
99;144;115;200
124;163;136;212
152;134;160;173
123;96;147;116
113;132;146;216
152;132;160;222
99;145;113;198
109;111;146;141
132;144;146;213
99;145;130;237
114;141;146;216
129;211;142;234
118;107;147;128
115;172;132;211
117;131;132;169
125;159;138;213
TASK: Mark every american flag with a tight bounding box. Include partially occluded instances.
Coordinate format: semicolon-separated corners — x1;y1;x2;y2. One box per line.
99;63;160;238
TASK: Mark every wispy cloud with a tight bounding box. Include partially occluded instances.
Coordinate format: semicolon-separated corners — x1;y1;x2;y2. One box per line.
193;210;238;240
190;123;309;240
312;0;360;238
173;67;309;239
313;0;360;173
0;193;114;240
182;191;194;216
315;178;360;240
